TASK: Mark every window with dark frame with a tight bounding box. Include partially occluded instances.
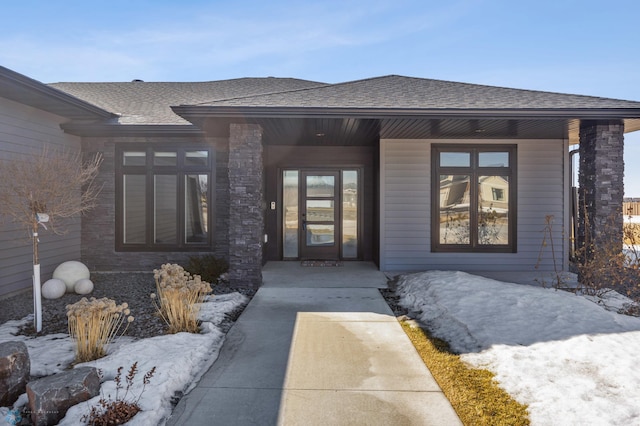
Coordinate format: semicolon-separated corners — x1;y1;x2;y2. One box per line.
116;145;213;251
432;144;516;253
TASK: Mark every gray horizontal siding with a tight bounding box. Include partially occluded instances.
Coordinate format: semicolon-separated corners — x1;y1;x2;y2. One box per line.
380;138;567;273
0;97;83;297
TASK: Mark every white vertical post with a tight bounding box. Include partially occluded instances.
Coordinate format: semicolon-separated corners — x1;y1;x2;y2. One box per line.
33;263;42;332
32;227;42;332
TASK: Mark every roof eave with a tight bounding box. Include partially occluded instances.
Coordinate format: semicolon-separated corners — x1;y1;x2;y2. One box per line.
60;123;204;137
172;105;640;121
0;66;115;120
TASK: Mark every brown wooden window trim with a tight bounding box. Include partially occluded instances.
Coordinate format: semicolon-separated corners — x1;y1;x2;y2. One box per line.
115;144;215;252
431;144;517;253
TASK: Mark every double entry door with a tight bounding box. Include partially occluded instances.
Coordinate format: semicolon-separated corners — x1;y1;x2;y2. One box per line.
283;169;359;260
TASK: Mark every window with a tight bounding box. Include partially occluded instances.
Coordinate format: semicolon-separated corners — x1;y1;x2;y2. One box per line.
116;146;213;251
432;145;516;252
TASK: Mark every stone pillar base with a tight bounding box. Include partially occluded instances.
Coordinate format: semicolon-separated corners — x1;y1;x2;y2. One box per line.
577;119;624;270
227;123;264;287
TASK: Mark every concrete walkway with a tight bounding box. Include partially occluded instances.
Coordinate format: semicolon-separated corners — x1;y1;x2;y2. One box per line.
168;262;461;426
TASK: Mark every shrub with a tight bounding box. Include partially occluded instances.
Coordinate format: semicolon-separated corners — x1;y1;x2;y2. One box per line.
185;255;229;284
83;362;156;425
66;297;134;362
571;204;640;305
152;263;212;334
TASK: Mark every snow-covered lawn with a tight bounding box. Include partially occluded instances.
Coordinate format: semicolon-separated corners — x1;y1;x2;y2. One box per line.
4;272;640;425
0;292;247;426
398;271;640;426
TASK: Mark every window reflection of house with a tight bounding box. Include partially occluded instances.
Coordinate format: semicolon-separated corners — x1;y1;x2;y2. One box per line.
479;175;509;212
439;175;470;210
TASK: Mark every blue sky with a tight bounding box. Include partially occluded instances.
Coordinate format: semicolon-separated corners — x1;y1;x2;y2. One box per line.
3;0;640;193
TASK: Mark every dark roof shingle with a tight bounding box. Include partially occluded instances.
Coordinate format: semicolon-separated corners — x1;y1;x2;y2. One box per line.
195;75;640;110
50;75;640;128
49;78;327;125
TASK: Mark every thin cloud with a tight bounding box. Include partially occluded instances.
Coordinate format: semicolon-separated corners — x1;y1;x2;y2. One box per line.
0;1;474;82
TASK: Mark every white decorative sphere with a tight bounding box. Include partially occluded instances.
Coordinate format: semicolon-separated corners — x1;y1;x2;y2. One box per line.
74;278;94;295
42;279;66;299
53;261;90;293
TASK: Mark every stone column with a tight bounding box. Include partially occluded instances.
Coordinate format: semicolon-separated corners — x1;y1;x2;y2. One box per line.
228;123;264;287
577;119;625;256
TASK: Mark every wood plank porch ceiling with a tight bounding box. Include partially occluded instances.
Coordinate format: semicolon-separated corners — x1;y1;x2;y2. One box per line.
253;117;572;146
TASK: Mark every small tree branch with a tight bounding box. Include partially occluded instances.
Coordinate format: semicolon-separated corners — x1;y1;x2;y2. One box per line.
0;145;103;236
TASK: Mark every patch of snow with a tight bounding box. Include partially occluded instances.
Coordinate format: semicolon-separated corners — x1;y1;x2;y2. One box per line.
398;271;640;425
624;215;640;223
0;292;248;426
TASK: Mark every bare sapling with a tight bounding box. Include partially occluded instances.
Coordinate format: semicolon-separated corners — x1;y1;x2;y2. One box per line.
0;145;102;331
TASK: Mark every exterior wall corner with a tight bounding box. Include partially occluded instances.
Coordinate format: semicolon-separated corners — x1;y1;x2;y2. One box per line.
228;123;264;287
577;119;625;257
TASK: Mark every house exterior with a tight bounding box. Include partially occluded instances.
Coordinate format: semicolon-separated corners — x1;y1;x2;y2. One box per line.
2;65;640;295
0;66;113;296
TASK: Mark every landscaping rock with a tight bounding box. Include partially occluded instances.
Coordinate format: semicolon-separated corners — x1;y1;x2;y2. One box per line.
27;367;100;426
53;261;90;293
0;341;30;406
41;279;66;299
73;278;94;295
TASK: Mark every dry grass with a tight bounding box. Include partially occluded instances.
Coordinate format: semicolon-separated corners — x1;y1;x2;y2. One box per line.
624;222;640;246
401;320;530;426
152;264;212;334
66;297;134;362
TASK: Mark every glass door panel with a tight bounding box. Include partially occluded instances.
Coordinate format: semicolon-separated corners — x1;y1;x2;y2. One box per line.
306;200;334;221
282;169;360;260
300;171;339;259
283;170;299;258
306;175;334;197
342;170;358;258
306;224;335;246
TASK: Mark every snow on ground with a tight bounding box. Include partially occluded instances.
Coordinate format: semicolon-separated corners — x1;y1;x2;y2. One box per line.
625;215;640;224
397;271;640;426
0;292;247;426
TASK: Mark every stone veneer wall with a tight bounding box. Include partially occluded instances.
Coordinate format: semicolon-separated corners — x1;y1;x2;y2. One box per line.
578;120;625;251
81;135;229;272
227;124;264;287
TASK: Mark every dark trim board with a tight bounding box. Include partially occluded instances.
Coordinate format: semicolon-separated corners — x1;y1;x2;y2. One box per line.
264;145;377;262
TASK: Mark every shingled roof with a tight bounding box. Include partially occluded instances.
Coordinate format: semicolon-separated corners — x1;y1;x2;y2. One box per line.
48;74;640;139
185;74;640;113
49;78;327;125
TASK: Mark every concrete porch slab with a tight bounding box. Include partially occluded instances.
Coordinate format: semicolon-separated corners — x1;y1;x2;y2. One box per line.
262;261;389;288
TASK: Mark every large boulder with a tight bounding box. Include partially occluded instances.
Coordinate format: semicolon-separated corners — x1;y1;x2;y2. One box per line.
52;261;90;293
27;367;100;426
0;341;30;406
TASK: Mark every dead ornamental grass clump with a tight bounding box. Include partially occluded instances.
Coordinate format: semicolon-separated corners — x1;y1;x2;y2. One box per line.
152;263;212;334
66;297;134;363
